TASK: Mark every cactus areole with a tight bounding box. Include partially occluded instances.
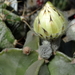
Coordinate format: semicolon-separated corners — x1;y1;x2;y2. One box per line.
34;1;67;40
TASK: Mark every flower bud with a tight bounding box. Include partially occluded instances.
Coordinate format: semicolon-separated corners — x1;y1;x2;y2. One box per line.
34;1;67;40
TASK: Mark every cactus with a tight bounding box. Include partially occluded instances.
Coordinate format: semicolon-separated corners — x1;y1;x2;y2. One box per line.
0;9;25;39
23;31;39;51
2;9;21;25
0;1;10;9
0;48;75;75
0;1;75;75
48;51;75;75
0;20;15;50
0;48;39;75
52;0;70;10
66;19;75;41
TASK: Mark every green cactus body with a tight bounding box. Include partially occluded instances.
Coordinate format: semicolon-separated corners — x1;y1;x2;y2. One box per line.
34;1;67;40
0;20;15;50
52;0;70;10
2;9;21;25
0;3;7;9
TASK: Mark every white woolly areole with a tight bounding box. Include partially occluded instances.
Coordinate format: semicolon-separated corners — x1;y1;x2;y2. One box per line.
38;41;52;59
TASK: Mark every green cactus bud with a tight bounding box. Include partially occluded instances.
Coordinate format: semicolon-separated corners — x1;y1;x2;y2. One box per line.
34;1;67;40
